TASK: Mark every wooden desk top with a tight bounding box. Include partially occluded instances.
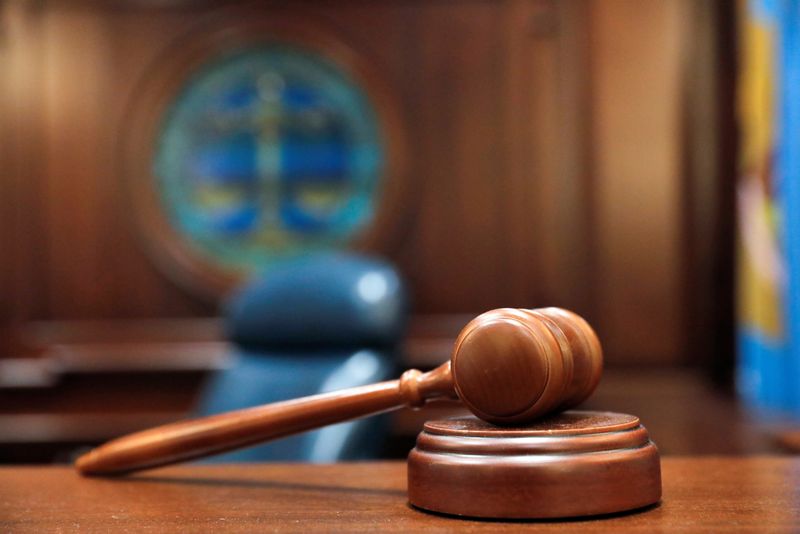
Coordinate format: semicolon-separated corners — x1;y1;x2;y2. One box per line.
1;458;798;532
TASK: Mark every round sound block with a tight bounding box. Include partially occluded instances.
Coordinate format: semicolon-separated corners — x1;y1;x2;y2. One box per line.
407;410;661;519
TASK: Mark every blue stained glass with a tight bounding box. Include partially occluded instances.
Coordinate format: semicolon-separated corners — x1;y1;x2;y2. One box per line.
154;45;385;272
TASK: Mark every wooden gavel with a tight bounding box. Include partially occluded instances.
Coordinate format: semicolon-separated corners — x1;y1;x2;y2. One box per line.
75;307;602;476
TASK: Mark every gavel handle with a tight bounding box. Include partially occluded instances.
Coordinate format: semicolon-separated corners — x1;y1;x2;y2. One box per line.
75;363;455;476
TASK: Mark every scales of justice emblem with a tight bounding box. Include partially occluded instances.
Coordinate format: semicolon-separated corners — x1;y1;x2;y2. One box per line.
155;45;385;273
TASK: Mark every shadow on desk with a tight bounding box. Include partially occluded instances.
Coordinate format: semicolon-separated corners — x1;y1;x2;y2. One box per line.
116;471;406;498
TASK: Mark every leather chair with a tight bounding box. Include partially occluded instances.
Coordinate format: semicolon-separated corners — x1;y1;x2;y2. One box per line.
196;253;407;462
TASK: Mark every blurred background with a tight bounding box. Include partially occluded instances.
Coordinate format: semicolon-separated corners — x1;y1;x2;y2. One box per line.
0;0;794;464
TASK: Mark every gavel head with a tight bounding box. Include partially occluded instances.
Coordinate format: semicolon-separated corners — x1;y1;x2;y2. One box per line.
450;308;603;425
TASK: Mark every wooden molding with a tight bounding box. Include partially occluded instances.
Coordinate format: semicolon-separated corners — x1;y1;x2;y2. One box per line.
120;8;410;300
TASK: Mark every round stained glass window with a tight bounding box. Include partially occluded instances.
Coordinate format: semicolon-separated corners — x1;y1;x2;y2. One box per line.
154;45;385;273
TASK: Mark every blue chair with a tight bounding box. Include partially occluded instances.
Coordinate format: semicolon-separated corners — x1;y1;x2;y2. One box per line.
197;253;407;462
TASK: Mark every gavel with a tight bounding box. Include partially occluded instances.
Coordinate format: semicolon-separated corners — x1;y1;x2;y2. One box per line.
75;307;602;476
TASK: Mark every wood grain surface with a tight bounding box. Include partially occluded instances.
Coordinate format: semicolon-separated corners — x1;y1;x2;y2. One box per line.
0;0;715;367
408;413;661;519
1;458;799;532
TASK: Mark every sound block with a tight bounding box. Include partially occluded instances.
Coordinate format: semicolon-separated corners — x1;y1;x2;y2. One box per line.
407;410;661;519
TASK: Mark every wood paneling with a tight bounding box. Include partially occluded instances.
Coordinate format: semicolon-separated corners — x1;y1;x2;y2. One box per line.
0;0;723;365
1;0;592;315
681;0;737;380
0;1;47;322
588;0;690;363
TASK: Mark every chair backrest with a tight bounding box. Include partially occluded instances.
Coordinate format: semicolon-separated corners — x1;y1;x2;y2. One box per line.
197;253;407;462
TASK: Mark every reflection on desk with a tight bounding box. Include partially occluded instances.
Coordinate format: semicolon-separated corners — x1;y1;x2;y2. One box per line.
1;458;798;532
